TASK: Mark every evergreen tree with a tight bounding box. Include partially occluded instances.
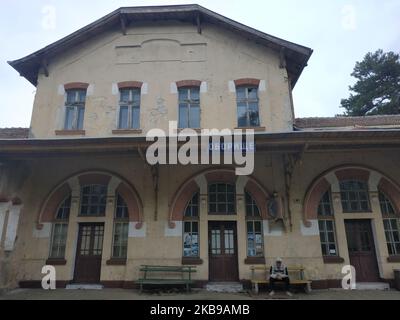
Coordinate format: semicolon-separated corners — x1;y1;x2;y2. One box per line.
340;49;400;116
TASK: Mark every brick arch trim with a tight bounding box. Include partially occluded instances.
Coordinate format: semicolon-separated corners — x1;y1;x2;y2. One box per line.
38;183;72;227
168;168;271;226
116;182;144;229
64;82;89;90
378;177;400;216
234;78;260;87
303;165;393;226
244;179;270;220
176;80;202;88
37;171;144;229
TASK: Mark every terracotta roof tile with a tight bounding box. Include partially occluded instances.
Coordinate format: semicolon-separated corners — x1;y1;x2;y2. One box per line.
295;115;400;129
0;128;29;139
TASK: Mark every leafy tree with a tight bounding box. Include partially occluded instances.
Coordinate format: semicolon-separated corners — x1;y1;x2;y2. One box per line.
340;49;400;116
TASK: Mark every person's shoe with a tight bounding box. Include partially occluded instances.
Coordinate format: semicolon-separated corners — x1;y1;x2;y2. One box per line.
269;291;275;296
286;291;293;297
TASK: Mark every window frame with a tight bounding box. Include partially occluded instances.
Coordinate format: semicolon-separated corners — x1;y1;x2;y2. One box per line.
317;190;339;257
64;89;86;130
118;87;141;129
111;194;129;259
339;180;372;213
182;192;200;258
208;183;236;215
379;191;400;256
178;86;200;129
49;196;71;260
79;184;107;217
236;86;260;128
245;191;264;258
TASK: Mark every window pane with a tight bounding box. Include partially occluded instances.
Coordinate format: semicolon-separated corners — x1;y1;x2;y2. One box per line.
237;103;247;127
66;91;75;104
119;106;129;129
131;107;140;129
190;88;200;101
179;88;188;101
178;104;188;128
189;105;200;128
236;87;246;100
78;90;86;103
77;107;85;130
120;89;130;102
248;87;258;100
64;107;75;130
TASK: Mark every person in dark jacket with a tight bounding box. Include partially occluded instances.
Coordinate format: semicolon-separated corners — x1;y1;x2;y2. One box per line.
269;257;292;296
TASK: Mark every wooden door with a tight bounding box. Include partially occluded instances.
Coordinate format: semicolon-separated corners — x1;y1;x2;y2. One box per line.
74;223;104;283
208;221;239;281
345;220;380;282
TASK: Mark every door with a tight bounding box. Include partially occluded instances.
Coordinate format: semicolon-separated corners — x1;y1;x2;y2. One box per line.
208;221;239;281
74;223;104;283
344;220;380;282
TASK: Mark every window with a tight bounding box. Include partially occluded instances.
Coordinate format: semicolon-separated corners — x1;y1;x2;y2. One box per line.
208;183;236;214
178;87;200;128
183;192;199;257
118;88;141;129
380;191;400;256
245;192;263;257
236;86;260;127
340;180;371;212
112;194;129;259
80;184;107;216
317;190;338;256
49;196;71;259
64;89;86;130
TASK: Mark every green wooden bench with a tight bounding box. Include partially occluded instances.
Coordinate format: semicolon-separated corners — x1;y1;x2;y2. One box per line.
137;265;197;293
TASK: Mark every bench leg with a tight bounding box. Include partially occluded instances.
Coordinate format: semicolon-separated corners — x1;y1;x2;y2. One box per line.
140;283;143;294
253;283;259;295
186;283;190;293
305;283;312;293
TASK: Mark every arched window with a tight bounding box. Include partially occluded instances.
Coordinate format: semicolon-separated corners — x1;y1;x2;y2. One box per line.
112;194;129;259
379;191;400;256
49;196;71;259
208;183;236;215
340;180;371;212
80;184;107;216
183;192;199;257
317;190;338;257
245;192;263;257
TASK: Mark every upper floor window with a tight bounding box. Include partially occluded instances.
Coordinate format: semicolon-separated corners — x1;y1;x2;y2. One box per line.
80;184;107;216
118;88;141;129
65;89;86;130
379;191;400;256
208;183;236;215
340;180;371;212
178;87;200;129
49;196;71;259
236;86;260;127
183;192;199;258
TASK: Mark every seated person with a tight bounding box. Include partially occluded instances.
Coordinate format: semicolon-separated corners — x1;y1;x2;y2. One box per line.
269;257;292;296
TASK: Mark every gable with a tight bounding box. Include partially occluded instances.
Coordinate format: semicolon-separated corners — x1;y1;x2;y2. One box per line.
8;4;312;87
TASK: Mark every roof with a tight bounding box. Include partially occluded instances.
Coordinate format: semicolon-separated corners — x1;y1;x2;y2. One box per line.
0;129;400;157
0;128;29;139
8;4;313;87
295;115;400;130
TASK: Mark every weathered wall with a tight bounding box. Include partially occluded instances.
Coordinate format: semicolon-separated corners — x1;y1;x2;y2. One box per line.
1;149;399;288
29;21;293;138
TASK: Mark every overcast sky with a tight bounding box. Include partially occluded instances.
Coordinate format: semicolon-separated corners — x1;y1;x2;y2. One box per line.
1;0;399;128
